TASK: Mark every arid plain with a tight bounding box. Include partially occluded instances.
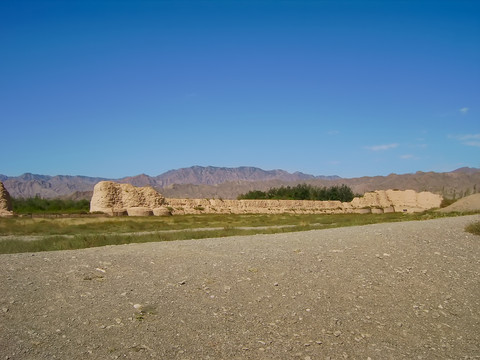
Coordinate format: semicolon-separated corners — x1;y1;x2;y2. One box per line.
1;213;479;359
1;170;479;359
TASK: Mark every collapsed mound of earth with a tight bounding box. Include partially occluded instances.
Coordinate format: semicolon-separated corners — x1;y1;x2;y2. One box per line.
438;193;480;213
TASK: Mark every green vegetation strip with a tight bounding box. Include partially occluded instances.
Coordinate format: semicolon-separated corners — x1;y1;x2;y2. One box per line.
238;183;357;202
1;211;476;254
11;197;90;214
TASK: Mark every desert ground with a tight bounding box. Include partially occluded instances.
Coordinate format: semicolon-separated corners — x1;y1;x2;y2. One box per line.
1;214;479;360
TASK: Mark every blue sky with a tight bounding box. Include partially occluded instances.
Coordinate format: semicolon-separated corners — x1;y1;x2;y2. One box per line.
1;0;479;179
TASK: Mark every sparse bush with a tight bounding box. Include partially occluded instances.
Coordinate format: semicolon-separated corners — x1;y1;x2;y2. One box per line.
466;222;480;236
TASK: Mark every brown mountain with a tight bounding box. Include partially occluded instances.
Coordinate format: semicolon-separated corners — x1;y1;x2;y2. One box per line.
1;166;479;200
159;169;480;200
1;174;107;199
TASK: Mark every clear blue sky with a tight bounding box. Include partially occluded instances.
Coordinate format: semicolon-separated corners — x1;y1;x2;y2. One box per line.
1;0;479;179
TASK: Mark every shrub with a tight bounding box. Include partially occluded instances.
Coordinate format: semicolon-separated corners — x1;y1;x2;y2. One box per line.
466;222;480;236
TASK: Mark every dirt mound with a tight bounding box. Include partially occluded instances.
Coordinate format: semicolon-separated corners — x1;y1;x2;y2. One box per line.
439;193;480;212
0;181;13;216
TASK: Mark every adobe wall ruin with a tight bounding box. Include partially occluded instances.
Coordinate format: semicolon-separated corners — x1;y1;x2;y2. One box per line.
165;189;441;215
90;181;442;216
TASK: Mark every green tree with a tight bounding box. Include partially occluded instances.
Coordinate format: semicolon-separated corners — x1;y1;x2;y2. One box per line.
238;184;356;202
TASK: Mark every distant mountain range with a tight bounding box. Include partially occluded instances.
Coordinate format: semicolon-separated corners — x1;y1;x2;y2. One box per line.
121;166;340;187
1;166;479;200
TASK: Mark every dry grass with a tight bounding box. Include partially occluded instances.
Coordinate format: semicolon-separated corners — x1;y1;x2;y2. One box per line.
465;221;480;236
0;211;472;254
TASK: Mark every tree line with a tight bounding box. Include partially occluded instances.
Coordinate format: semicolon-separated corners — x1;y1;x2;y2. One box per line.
237;184;357;202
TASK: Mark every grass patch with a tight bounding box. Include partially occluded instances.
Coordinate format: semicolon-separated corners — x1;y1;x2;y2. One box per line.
0;211;474;254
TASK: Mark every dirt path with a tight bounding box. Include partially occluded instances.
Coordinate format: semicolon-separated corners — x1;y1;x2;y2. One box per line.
1;215;479;359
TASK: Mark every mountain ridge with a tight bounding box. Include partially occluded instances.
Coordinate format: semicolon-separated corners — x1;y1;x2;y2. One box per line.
1;166;479;200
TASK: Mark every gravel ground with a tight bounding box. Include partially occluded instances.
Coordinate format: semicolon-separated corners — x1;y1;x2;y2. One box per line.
1;215;479;360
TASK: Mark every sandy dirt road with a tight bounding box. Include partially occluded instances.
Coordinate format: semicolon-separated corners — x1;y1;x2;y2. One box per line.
1;215;479;359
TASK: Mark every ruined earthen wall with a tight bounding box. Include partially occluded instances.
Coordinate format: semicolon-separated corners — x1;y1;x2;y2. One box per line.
165;198;346;215
164;190;441;215
90;182;443;216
